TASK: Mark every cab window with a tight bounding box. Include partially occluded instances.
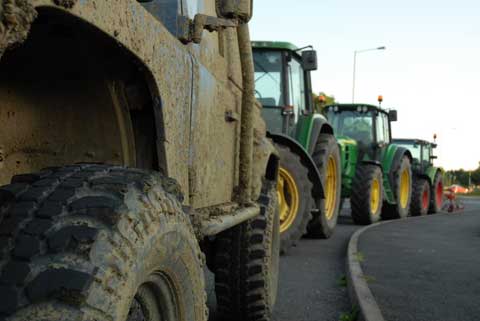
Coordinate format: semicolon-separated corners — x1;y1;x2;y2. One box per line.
287;57;306;119
383;113;390;143
422;145;431;164
375;112;390;144
140;0;181;36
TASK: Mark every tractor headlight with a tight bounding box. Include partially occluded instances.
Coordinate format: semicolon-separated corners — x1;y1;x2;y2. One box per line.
357;106;362;112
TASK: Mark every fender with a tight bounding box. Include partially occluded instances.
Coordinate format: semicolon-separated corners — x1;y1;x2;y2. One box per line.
337;137;358;197
267;132;324;199
426;166;443;185
305;114;334;154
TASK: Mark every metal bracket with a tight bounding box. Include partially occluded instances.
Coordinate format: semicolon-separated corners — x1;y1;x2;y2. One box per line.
181;14;238;44
225;110;240;122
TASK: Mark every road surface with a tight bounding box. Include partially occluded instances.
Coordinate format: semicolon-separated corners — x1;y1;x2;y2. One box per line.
358;196;480;321
207;204;360;321
207;196;480;321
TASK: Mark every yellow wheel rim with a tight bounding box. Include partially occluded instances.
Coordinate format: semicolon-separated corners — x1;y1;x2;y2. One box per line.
370;178;380;214
277;167;300;233
399;168;410;209
324;155;338;220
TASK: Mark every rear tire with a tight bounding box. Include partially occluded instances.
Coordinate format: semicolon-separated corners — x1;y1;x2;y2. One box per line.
307;134;342;239
214;181;280;321
410;178;430;216
429;172;443;214
351;165;383;225
274;144;313;254
382;155;412;220
0;164;207;321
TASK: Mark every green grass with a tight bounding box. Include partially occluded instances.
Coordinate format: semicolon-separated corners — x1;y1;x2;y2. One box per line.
339;306;359;321
338;275;347;287
355;251;364;262
361;274;376;283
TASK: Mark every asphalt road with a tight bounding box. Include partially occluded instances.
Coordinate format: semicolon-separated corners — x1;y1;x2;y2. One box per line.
206;196;480;321
271;213;358;321
359;197;480;321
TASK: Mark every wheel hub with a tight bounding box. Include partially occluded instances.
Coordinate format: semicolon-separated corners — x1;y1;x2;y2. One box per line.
399;168;410;209
324;155;338;220
422;188;429;210
127;274;179;321
436;181;443;208
277;167;299;233
370;178;380;214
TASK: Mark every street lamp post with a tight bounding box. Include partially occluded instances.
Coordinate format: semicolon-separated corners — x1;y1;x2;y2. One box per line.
352;46;386;103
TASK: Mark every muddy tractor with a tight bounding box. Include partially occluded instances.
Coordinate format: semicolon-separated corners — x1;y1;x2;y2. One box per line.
252;41;342;252
0;1;281;321
324;103;413;225
392;139;444;215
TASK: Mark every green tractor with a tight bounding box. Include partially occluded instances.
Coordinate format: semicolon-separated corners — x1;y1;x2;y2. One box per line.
392;138;444;215
323;103;413;225
252;41;342;252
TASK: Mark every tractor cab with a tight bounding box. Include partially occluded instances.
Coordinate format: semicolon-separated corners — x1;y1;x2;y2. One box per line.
392;139;438;174
324;104;397;161
252;41;342;247
252;41;318;140
323;102;414;223
391;138;444;215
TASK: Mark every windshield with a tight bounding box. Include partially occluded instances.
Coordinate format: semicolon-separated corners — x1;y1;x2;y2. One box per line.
253;50;285;107
397;143;421;161
326;110;374;145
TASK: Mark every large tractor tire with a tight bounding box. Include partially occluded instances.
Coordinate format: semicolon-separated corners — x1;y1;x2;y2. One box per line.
410;178;430;216
382;155;412;220
274;144;313;253
214;181;280;321
307;134;342;238
0;164;208;321
429;172;443;214
351;164;383;225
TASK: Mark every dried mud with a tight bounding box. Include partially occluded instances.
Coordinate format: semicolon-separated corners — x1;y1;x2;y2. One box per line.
0;0;37;59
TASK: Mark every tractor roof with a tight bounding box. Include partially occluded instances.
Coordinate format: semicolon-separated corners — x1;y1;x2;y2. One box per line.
393;138;437;147
325;103;389;113
252;41;298;52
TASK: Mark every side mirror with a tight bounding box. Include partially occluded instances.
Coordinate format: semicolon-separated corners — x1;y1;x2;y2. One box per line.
389;110;398;122
302;50;318;71
217;0;253;23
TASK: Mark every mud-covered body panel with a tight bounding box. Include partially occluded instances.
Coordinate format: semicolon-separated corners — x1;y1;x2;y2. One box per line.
0;0;275;210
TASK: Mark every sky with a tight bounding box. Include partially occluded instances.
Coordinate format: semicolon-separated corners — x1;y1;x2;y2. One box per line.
250;0;480;170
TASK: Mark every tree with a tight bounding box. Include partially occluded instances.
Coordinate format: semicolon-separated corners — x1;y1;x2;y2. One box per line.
445;168;474;187
312;92;336;113
470;162;480;186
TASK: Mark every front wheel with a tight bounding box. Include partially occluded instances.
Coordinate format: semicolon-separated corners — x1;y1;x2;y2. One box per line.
214;181;280;321
307;134;342;238
382;155;412;219
0;165;207;321
429;172;444;214
274;144;314;253
351;164;384;225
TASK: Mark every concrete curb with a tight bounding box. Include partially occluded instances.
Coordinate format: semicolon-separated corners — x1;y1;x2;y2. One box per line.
346;220;390;321
345;213;450;321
